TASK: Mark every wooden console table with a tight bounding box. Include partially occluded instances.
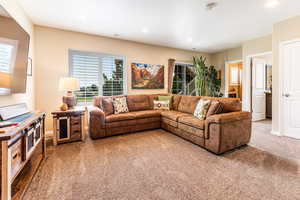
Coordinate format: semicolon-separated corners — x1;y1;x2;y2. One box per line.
0;111;46;200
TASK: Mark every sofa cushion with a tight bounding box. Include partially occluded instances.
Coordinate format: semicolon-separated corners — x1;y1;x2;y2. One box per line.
161;110;190;121
170;94;182;110
178;115;205;130
127;95;151;111
206;100;223;117
148;94;159;109
201;96;241;113
105;112;135;122
161;117;178;127
132;110;162;119
136;117;161;125
102;98;114;115
106;120;136;128
178;123;204;138
177;96;201;114
93;96;103;108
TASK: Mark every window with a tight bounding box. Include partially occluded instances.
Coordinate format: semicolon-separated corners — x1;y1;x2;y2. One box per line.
229;62;242;85
69;50;126;104
0;38;18;95
172;63;195;95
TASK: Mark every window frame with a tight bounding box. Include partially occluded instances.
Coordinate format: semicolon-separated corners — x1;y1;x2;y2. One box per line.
68;49;127;104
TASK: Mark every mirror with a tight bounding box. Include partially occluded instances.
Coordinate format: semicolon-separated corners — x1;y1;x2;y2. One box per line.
0;5;30;95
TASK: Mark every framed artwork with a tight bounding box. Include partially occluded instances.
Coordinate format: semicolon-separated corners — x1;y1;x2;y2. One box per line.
131;62;164;89
27;57;32;76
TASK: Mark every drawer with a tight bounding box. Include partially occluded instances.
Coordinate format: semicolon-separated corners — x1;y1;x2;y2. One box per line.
70;126;81;140
71;124;81;132
70;116;81;125
11;140;23;178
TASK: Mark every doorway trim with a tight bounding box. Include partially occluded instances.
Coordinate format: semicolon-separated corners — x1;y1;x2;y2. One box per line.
243;51;272;112
224;59;243;97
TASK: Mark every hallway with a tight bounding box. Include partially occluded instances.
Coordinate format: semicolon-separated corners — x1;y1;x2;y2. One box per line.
251;120;300;161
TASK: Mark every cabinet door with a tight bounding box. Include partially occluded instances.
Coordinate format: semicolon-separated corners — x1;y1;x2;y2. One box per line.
57;117;70;141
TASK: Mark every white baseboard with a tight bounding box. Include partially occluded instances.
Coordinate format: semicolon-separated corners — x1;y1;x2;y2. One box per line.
270;130;282;136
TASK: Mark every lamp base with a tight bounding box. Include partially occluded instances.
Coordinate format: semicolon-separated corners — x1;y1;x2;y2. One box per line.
62;96;76;109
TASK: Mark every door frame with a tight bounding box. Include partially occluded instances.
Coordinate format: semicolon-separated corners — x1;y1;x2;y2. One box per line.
224;59;243;97
243;51;272;113
279;38;300;138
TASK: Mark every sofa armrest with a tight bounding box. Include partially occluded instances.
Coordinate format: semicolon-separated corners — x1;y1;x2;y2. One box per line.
204;111;252;154
89;106;106;139
206;111;251;124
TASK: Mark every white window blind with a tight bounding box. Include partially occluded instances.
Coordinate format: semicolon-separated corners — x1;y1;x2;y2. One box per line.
0;43;13;73
69;50;126;104
0;43;14;94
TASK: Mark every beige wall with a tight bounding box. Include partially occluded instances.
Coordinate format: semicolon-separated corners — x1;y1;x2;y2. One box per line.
242;34;272;59
0;0;35;109
34;26;211;131
211;47;243;93
272;15;300;133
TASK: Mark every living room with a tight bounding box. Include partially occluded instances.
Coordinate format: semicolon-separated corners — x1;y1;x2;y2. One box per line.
0;0;299;199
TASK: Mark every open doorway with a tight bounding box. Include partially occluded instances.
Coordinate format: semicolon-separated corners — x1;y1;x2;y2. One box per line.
250;52;272;121
225;60;243;100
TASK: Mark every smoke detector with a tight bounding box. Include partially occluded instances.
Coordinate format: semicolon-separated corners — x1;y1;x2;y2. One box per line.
206;2;218;10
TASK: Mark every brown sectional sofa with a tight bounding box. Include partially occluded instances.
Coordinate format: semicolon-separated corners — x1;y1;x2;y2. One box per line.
89;94;252;154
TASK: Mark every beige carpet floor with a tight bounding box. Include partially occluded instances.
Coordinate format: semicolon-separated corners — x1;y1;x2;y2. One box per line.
23;121;300;200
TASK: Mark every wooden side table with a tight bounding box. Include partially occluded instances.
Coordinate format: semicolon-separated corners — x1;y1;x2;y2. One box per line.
51;107;86;145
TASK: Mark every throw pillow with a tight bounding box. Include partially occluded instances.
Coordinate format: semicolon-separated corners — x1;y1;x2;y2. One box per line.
206;100;223;118
153;100;170;110
158;95;173;109
194;99;211;120
113;97;129;114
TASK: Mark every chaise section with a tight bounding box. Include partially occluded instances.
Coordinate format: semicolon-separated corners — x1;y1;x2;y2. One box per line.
204;111;252;154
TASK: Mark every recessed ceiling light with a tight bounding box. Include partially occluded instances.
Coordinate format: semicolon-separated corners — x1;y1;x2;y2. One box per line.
142;28;149;33
265;0;279;8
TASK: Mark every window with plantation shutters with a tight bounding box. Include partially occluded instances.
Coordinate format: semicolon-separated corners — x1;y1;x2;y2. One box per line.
69;50;126;104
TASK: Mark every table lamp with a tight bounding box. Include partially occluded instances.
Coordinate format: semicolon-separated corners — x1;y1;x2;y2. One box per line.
59;77;79;109
0;72;12;89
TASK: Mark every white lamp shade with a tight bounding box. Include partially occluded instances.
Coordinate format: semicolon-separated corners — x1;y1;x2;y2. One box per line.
0;72;12;89
59;77;80;91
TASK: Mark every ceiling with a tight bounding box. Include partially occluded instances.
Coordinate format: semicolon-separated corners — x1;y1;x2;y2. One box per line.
17;0;300;53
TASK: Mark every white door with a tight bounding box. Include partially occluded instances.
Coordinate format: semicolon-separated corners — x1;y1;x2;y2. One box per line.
252;58;266;121
282;41;300;139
